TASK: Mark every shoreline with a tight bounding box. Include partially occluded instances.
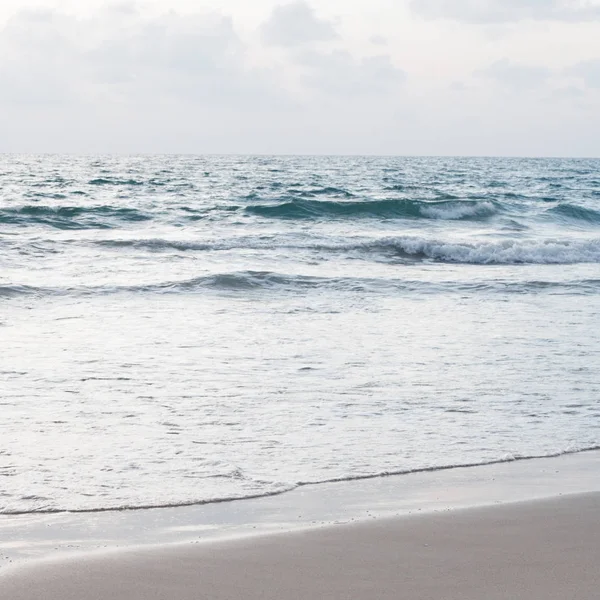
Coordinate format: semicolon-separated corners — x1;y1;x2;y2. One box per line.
4;446;600;517
2;449;600;573
2;491;600;599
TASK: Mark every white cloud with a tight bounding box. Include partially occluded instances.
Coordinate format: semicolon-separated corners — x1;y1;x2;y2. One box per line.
0;1;598;155
0;10;77;105
550;85;586;98
476;59;552;89
0;7;285;110
411;0;600;23
260;1;338;46
568;59;600;87
296;50;406;96
369;34;388;46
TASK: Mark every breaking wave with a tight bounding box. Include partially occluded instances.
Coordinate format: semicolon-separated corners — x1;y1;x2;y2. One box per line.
90;235;600;265
245;198;500;220
374;236;600;264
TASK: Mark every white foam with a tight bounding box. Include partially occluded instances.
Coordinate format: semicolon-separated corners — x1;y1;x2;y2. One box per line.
420;201;496;220
392;236;600;264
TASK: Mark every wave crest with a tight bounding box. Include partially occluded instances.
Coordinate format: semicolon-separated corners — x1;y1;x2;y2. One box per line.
91;235;600;265
245;198;499;221
547;203;600;224
377;236;600;265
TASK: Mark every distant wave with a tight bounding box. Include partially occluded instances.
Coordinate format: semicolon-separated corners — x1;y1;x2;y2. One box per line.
0;205;152;229
245;198;499;220
2;198;498;228
4;198;598;229
88;178;145;186
297;186;356;198
244;186;356;200
96;238;215;252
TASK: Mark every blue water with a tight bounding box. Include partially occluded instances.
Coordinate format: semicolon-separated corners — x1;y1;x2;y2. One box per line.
1;155;599;514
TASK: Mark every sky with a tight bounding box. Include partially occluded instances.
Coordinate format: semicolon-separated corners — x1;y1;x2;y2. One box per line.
0;0;599;156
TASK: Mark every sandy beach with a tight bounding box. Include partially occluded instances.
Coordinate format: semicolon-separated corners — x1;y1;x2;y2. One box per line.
2;491;599;600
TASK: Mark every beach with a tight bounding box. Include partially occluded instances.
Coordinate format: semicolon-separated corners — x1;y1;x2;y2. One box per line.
2;491;600;600
2;451;600;599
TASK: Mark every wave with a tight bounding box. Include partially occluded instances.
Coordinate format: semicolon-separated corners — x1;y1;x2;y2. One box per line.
420;201;497;220
137;273;600;295
370;236;600;265
0;205;152;229
3;272;600;300
0;273;323;298
298;186;356;198
3;445;599;515
547;204;600;224
95;238;215;252
0;284;43;299
3;198;597;229
91;235;600;265
25;192;68;200
88;178;145;186
245;198;499;220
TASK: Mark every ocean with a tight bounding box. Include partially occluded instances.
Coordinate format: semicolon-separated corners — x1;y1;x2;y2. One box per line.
1;154;599;515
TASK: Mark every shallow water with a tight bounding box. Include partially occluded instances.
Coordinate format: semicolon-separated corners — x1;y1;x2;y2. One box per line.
1;155;599;513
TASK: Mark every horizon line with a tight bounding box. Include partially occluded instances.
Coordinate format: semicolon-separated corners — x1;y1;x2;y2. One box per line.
1;152;599;160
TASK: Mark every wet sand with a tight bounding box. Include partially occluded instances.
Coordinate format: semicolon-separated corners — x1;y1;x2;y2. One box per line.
2;492;599;600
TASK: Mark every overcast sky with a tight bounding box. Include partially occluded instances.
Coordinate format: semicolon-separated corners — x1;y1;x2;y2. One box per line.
0;0;599;156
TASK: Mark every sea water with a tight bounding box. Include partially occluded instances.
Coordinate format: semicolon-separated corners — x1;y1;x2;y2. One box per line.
1;155;599;514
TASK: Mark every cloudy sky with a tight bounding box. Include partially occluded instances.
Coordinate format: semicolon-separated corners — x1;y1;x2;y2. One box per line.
0;0;599;155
